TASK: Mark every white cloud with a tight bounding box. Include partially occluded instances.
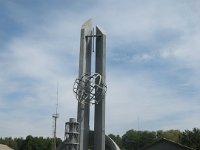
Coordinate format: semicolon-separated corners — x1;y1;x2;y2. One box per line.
106;72;200;134
0;0;200;138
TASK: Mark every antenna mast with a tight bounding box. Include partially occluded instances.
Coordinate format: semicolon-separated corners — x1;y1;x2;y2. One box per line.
52;82;59;150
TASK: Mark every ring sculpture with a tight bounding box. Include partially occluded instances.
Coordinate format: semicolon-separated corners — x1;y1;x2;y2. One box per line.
73;73;107;104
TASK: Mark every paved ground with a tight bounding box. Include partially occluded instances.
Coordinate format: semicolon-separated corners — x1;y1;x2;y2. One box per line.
0;144;14;150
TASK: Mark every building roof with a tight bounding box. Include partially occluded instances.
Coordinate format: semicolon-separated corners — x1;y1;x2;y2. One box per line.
0;144;14;150
141;138;194;150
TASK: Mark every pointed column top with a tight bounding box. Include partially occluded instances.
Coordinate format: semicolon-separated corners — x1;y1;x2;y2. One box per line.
96;25;106;35
81;19;92;29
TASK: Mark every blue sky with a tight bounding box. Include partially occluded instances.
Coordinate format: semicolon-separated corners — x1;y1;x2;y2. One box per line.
0;0;200;138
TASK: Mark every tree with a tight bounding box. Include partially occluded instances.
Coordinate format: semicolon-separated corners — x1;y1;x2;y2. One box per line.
0;137;17;149
122;130;157;150
156;130;181;143
0;136;59;150
181;128;200;150
15;137;25;150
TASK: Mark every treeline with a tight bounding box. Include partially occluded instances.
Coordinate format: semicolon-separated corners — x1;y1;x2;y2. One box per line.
1;128;200;150
109;128;200;150
0;135;62;150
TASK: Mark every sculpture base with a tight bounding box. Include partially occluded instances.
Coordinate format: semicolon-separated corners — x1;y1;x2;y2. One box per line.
57;130;120;150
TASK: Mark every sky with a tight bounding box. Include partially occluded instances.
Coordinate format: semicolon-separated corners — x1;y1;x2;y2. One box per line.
0;0;200;139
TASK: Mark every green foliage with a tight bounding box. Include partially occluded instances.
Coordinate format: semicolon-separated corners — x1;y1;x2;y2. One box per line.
156;130;181;143
180;128;200;150
0;136;61;150
1;128;200;150
122;130;157;150
110;128;200;150
0;137;18;149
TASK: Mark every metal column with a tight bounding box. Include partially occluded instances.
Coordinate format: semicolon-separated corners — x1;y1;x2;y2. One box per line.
77;19;92;150
94;26;106;150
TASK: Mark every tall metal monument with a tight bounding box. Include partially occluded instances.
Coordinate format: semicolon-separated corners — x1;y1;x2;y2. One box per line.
59;19;120;150
73;19;107;150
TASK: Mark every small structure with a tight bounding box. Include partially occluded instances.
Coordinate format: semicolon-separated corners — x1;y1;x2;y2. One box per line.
0;144;14;150
141;138;194;150
64;118;80;150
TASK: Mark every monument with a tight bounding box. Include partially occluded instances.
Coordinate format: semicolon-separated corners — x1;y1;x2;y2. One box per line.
73;19;106;150
58;20;120;150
